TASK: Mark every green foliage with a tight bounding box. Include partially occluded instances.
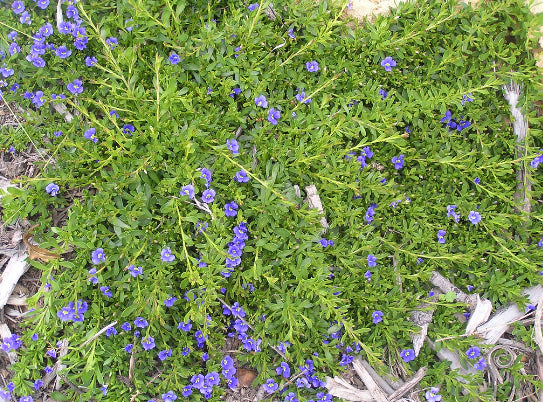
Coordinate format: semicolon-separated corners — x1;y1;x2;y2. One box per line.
0;0;542;400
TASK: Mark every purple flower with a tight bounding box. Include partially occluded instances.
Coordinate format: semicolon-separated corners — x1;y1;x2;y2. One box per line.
205;372;220;386
180;184;195;199
295;88;312;104
45;183;59;196
121;322;131;331
67;79;83;94
91;248;105;264
461;93;474;106
468;211;481;225
474;177;481;185
128;265;143;277
124;343;133;353
437;230;446;244
306;61;319;72
158;349;172;361
19;397;33;402
105;326;117;337
162;391;177;402
225;201;239;217
57;306;75;322
287;29;296;39
8;42;20;55
234;169;250;183
372;310;383;324
474;357;487;370
141;336;155;351
268;108;281;125
177;320;192;332
35;0;49;9
367;254;377;267
122;124;135;135
248;3;259;11
221;355;234;369
100;286;112;298
85;56;97;67
202;188;216;203
466;346;481;359
12;1;25;14
392;154;404;169
84;128;98;143
400;348;415;362
227;138;239;154
381;56;397;71
55;45;72;59
263;378;279;393
425;387;442;402
134;317;148;328
164;295;177;307
378;88;388;100
276;362;291;378
169;53;180;64
364;270;371;281
2;334;22;352
106;37;118;49
226;376;238;389
161;247;176;262
255;95;268;108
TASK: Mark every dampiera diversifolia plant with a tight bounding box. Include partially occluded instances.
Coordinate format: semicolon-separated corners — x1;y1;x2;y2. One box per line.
0;0;542;401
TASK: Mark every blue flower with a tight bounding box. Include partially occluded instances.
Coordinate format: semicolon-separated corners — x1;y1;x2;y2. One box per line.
474;357;487;370
161;247;176;262
263;378;278;393
162;391;177;402
367;254;377;267
466;346;481;359
180;184;195;199
169;53;180;64
474;177;481;185
100;286;112;298
372;310;383;324
200;168;212;186
164;295;177;307
392;154;404;169
287;29;296;39
425;387;442;402
295;88;312;104
55;45;72;59
45;183;59;196
268;108;281;125
67;79;83;94
380;56;396;71
468;211;481;225
378;88;388;100
122;124;135;135
106;37;118;49
461;93;474;106
255;95;268;108
202;188;216;203
227;139;239;154
12;1;25;14
91;248;105;264
124;343;133;353
141;336;155;351
224;201;239;217
364;270;371;281
134;317;148;328
205;372;220;386
105;326;117;337
85;56;97;66
158;349;172;361
400;348;415;362
275;361;291;378
84;128;98;143
437;230;446;244
177;320;192;331
248;3;259;11
121;322;131;331
128;264;143;277
306;60;319;72
234;169;250;182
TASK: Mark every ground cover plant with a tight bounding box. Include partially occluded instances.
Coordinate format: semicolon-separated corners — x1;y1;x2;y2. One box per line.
0;0;543;400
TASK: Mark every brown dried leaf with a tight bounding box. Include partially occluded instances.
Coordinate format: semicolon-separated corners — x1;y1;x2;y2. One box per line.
23;226;61;262
237;368;258;388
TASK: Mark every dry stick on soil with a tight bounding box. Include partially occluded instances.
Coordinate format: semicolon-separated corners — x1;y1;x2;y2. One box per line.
465;294;493;335
409;292;439;356
429;271;478;309
305;184;329;232
359;359;395;395
534;293;543;354
352;357;388;402
0;251;29;311
81;321;118;347
475;285;543;344
503;80;531;215
55;339;69;390
387;367;427;401
325;375;375;402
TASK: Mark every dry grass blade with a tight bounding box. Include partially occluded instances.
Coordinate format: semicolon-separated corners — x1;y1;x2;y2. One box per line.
23;226;61;262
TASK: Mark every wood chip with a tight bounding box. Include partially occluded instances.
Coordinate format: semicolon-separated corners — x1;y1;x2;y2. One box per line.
305;184;329;231
388;367;426;401
237;368;258;388
465;294;493;335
